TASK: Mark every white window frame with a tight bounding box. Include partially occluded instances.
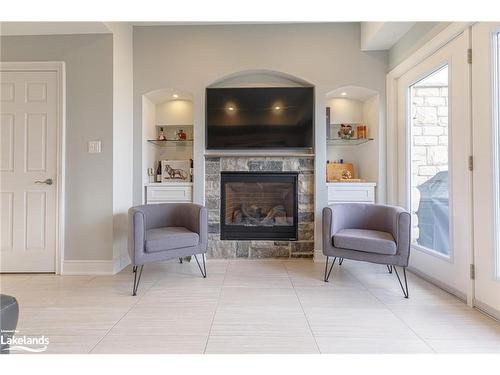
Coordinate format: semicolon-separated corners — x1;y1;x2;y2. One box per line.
406;63;453;261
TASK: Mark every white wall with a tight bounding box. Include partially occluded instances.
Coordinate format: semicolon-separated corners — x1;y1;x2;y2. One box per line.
1;34;114;262
132;23;388;257
329;98;364;125
359;95;381;189
156;100;193;125
142;96;157;185
105;22;134;273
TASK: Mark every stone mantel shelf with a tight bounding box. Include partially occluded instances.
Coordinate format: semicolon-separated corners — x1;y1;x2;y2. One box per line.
204;151;315;158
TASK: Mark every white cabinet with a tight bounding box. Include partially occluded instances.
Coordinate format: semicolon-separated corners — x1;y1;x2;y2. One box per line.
327;182;376;204
145;183;193;204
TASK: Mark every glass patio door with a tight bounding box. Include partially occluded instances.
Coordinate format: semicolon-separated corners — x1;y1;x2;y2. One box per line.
471;22;500;318
397;30;472;299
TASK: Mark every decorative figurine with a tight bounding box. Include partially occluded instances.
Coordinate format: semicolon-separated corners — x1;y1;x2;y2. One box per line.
158;127;166;141
338;124;354;139
176;129;187;141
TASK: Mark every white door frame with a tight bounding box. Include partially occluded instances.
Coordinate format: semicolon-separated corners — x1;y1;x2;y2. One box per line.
386;22;475;305
471;23;500;320
0;61;66;274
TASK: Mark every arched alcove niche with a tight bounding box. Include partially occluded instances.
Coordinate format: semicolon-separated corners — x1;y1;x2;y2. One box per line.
325;85;382;200
142;88;194;188
205;69;315;156
208;69;313;88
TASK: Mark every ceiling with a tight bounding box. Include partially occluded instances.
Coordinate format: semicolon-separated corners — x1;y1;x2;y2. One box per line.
360;22;415;50
0;22;111;36
1;22;415;52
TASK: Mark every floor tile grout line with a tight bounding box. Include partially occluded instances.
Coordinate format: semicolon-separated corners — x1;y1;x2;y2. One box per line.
343;264;437;353
283;261;321;354
6;260;498;354
203;259;229;354
86;270;161;354
7;274;101;335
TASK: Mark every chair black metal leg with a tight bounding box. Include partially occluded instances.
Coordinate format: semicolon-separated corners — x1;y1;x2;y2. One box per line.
393;266;409;298
339;258;344;266
132;265;144;296
387;265;393;274
324;256;337;282
179;257;183;264
194;254;207;278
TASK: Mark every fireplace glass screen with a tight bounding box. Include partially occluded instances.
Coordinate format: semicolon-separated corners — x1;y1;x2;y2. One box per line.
220;172;298;240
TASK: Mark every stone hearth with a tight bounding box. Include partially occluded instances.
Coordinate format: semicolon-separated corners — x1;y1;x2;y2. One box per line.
205;156;314;258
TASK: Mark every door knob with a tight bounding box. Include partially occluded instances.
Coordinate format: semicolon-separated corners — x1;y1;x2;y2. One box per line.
34;178;53;185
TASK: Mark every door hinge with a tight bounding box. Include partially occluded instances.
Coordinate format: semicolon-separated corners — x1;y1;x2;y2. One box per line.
467;48;472;64
470;264;475;280
468;155;473;171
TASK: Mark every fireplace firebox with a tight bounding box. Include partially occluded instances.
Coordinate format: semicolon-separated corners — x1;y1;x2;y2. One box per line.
220;172;298;240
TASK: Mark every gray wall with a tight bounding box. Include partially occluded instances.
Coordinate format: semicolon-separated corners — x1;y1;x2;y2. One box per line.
132;23;388;254
388;22;451;70
1;34;114;261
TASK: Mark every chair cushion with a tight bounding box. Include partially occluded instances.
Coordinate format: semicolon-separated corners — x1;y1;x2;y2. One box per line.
333;229;397;255
145;227;199;253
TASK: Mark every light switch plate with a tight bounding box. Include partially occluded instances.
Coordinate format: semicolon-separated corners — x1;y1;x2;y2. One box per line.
88;140;101;154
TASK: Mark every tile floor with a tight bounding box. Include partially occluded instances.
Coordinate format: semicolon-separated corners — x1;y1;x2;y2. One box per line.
1;259;500;354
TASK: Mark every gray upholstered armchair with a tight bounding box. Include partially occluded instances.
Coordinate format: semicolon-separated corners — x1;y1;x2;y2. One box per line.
128;203;208;295
0;294;19;354
323;203;411;298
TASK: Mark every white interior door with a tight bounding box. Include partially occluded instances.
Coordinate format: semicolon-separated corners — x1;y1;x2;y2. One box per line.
471;22;500;318
1;70;58;272
396;31;472;299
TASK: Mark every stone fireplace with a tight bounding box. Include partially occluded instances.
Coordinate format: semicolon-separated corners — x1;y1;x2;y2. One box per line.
221;172;298;241
205;156;314;258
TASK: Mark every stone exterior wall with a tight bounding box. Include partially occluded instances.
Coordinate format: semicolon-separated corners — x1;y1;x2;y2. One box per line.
411;84;448;239
205;156;315;258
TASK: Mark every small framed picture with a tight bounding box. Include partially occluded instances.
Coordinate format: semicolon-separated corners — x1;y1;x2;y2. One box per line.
161;160;191;182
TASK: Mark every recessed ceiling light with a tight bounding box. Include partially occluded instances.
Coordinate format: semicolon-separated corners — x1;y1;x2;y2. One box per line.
340;92;347;96
228;106;235;111
274;106;281;110
172;94;179;99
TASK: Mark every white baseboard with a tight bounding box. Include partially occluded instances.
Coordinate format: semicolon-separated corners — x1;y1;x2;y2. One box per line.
474;299;500;322
407;266;467;302
62;260;114;275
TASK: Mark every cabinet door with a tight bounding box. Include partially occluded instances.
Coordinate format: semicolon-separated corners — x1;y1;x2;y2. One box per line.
146;185;192;203
327;185;375;203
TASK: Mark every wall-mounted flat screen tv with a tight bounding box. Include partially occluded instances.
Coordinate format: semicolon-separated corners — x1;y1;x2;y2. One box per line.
206;87;314;149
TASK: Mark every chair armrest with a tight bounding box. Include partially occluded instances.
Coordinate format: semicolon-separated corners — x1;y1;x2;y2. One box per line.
393;208;411;263
322;204;350;250
128;207;146;265
178;204;208;245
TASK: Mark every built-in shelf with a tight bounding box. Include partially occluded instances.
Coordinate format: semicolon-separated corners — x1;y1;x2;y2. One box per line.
330;123;363;126
327;138;374;146
156;124;193;127
147;139;194;146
